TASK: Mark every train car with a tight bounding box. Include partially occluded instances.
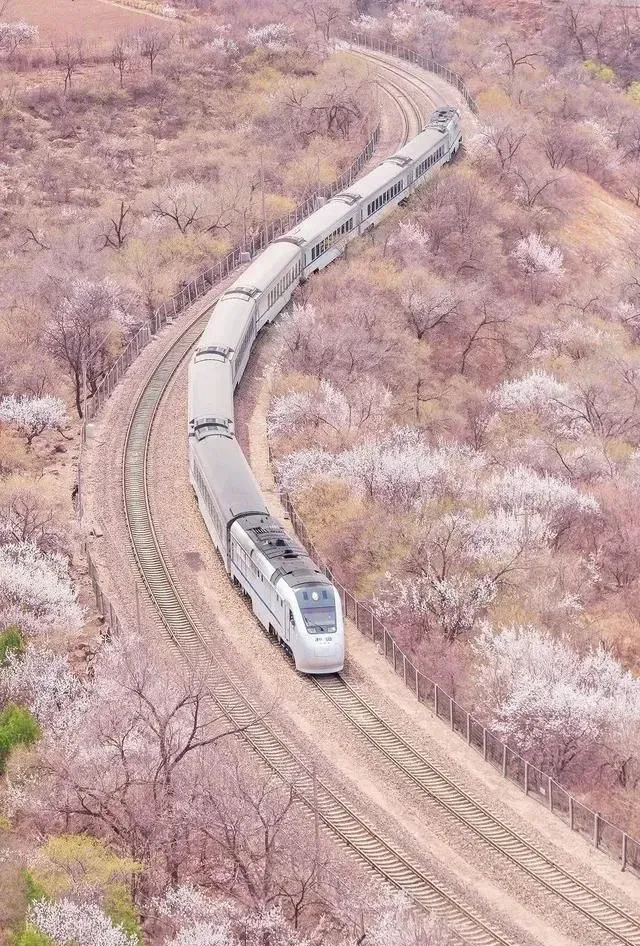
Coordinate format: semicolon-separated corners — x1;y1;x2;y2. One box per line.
230;515;344;673
283;198;357;277
189;430;344;672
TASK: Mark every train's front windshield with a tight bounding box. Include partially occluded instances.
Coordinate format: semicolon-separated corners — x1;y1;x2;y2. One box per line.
295;586;337;635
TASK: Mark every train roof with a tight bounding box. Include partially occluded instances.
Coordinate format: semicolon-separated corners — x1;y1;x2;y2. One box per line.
339;160;404;203
389;126;446;163
189;357;234;430
238;513;329;589
199;294;254;351
194;436;267;523
229;240;301;292
286;199;355;244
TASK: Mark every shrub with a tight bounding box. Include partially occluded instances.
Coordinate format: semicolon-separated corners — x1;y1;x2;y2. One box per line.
0;626;25;666
0;704;40;771
105;885;142;943
584;59;615;82
14;928;55;946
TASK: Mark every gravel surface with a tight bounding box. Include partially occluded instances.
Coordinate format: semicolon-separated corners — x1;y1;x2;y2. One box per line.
81;59;640;946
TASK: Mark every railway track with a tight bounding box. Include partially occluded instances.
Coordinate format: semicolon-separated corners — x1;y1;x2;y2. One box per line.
122;306;515;946
116;51;640;946
378;77;424;143
314;675;640;946
349;46;459;125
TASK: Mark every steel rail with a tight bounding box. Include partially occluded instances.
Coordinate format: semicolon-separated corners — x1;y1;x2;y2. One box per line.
312;674;640;946
350;46;455;122
120;304;515;946
378;77;423;142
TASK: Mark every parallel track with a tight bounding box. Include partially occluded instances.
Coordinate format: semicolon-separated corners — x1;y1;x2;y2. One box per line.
314;675;640;946
119;52;640;946
379;77;423;142
349;45;444;116
122;308;515;946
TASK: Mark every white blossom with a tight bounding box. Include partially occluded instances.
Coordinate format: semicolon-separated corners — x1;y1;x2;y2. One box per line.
473;625;640;770
540;320;604;359
169;923;231;946
376;572;496;639
0;542;81;633
388;6;453;42
1;646;83;726
482;466;598;516
512;233;564;277
0;394;67;444
246;23;294;51
350;15;380;32
28;898;138;946
469;508;551;562
58;277;128;328
0;20;38;51
363;889;451;946
268;378;390;437
387;219;430;253
493;370;571;413
155;884;234;924
276;428;485;506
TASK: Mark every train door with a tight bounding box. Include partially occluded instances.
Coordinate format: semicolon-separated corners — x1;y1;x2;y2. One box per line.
285;608;294;645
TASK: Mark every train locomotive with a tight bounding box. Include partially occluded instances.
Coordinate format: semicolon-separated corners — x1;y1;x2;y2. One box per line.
188;107;462;674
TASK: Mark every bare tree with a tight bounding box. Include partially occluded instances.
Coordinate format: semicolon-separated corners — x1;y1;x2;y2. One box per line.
0;489;64;553
152;183;202;234
482;121;527;173
138;27;170;74
45;277;127;416
459;306;506;375
52;37;84;93
400;284;461;340
102;200;131;250
301;1;343;40
497;39;543;82
111;37;130;88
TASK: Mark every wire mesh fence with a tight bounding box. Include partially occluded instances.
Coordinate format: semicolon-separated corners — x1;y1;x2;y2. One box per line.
85;547;123;639
346;33;479;115
278;488;640;875
85;123;381;421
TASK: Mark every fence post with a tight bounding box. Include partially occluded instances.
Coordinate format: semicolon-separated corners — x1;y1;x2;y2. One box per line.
569;796;574;831
502;744;507;778
403;653;407;684
524;761;529;795
622;833;628;872
548;778;553;812
370;608;374;638
594;812;600;849
449;697;454;731
482;728;487;761
466;713;471;744
434;684;439;716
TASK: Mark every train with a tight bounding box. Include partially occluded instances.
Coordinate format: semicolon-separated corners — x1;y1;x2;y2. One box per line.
188;106;462;674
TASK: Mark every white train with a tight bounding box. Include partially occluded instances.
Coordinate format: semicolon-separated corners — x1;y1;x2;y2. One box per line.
188;107;462;674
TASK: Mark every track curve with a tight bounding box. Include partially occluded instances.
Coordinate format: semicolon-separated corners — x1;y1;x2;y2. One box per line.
122;302;516;946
